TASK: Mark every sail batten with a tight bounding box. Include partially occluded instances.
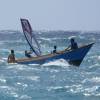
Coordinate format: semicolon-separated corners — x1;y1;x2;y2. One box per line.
20;19;41;56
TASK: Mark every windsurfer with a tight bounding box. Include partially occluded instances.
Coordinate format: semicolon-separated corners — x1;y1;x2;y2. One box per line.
65;38;78;50
8;50;15;63
25;50;32;58
70;38;78;50
53;45;57;53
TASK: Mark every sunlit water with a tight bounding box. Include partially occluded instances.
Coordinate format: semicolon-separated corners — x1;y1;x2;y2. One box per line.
0;30;100;100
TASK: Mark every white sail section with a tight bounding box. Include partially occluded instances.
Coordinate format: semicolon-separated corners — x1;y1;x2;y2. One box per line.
20;19;41;56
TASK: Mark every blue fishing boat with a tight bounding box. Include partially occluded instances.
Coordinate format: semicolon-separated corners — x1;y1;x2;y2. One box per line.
16;42;94;66
15;19;94;66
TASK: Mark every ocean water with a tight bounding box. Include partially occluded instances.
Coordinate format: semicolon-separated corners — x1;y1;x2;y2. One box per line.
0;30;100;100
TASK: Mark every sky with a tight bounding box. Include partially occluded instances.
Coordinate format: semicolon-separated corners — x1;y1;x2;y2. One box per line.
0;0;100;31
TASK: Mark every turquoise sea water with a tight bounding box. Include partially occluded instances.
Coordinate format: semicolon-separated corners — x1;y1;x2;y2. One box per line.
0;30;100;100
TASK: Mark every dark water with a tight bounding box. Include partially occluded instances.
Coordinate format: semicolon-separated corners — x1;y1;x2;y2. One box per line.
0;30;100;100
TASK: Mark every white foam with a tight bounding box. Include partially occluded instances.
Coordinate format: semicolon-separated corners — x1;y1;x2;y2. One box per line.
29;63;39;66
47;86;63;91
90;77;100;83
0;57;7;64
7;64;29;71
0;49;9;52
26;76;40;81
10;92;19;98
42;59;70;68
0;57;7;63
0;85;19;98
0;59;5;63
19;95;32;100
84;86;98;93
2;57;7;60
84;93;91;96
41;37;51;41
89;63;99;69
84;92;100;97
0;78;6;83
17;82;28;88
68;36;77;40
98;56;100;60
65;85;83;93
83;77;100;84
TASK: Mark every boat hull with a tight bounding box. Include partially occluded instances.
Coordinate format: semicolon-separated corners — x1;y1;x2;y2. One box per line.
16;43;94;66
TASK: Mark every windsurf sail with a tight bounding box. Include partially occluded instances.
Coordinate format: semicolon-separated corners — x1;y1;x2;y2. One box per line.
20;18;41;56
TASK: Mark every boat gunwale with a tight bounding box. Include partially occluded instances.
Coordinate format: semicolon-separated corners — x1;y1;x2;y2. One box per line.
15;42;94;63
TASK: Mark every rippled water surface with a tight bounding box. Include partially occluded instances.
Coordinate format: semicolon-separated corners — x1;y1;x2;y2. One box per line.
0;30;100;100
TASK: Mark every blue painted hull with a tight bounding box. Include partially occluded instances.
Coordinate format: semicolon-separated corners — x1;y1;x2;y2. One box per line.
16;43;94;66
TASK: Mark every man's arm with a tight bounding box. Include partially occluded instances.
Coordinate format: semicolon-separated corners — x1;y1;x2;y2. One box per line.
65;45;71;51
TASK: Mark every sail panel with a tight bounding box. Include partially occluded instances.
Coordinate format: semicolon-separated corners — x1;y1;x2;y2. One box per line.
20;19;41;56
